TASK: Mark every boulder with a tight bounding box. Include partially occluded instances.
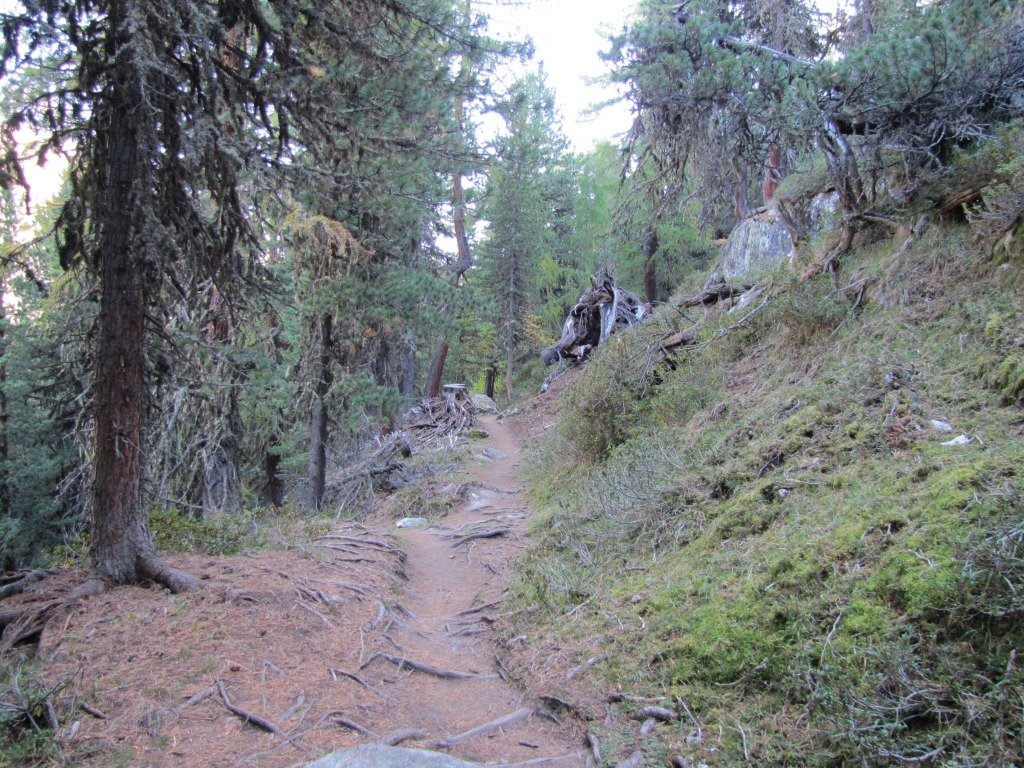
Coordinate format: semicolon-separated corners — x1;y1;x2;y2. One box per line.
305;745;485;768
718;212;793;281
472;394;500;414
716;191;841;282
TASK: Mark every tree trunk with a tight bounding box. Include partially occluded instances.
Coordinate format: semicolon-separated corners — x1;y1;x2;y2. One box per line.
264;448;284;507
484;367;495;399
0;278;8;526
401;330;416;398
425;339;448;398
642;228;659;304
763;143;782;201
201;285;241;518
307;313;332;511
90;13;160;585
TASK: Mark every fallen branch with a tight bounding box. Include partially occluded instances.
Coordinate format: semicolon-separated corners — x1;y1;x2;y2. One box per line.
80;703;108;719
423;707;532;749
678;283;751;309
216;680;281;735
182;686;216;707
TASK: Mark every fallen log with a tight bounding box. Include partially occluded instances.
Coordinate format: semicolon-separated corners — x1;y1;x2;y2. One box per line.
541;277;649;366
678;282;751;309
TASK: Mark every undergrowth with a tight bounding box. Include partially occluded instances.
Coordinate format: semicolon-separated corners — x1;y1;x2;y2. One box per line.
515;222;1024;766
45;505;332;566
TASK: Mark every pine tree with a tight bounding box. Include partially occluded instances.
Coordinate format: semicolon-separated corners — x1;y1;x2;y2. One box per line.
0;0;500;590
478;70;569;399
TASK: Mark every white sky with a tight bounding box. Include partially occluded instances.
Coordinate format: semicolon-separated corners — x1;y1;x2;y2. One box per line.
482;0;637;151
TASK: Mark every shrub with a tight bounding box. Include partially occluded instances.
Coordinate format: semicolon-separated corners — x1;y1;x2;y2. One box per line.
0;659;64;766
774;277;852;346
961;120;1024;256
149;506;267;555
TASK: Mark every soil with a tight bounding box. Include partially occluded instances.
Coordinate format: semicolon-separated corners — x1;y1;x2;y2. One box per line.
1;407;592;768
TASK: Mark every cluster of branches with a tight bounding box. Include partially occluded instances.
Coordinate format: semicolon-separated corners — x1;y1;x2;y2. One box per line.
607;0;1024;249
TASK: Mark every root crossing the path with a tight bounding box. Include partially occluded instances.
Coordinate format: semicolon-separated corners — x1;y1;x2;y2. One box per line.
342;414;587;766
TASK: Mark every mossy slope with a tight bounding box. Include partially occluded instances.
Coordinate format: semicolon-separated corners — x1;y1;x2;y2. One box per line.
516;224;1024;766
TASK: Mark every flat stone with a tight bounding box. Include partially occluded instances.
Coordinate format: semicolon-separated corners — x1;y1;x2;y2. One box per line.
305;745;484;768
482;447;506;460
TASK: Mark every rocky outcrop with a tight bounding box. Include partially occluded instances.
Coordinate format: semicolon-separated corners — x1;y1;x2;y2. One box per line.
716;191;841;281
718;211;793;280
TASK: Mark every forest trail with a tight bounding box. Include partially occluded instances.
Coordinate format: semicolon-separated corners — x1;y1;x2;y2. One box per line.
356;413;587;766
0;413;592;768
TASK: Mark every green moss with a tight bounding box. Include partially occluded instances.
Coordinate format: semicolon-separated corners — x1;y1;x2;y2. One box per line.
513;219;1024;765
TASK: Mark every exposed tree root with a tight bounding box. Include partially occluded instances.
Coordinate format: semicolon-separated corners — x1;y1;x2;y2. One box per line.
329;667;388;702
422;706;532;749
326;711;378;738
216;679;281;735
450;528;511;547
360;651;498;680
0;598;72;653
137;554;203;593
628;705;678;723
616;750;645;768
378;727;428;746
0;570;57;600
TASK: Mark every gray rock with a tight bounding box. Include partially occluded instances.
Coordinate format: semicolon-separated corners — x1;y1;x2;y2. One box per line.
395;517;429;528
718;213;793;281
472;394;500;414
305;745;484;768
482;447;506;460
809;191;841;231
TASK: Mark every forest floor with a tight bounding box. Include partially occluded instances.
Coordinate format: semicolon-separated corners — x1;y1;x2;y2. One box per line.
1;379;595;768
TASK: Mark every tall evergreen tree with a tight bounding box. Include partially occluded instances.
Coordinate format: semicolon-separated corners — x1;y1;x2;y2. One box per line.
0;0;496;590
478;70;568;399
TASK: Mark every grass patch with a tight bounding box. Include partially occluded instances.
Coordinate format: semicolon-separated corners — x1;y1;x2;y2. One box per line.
514;220;1024;766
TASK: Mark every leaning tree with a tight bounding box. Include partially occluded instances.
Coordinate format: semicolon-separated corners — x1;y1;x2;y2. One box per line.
0;0;484;592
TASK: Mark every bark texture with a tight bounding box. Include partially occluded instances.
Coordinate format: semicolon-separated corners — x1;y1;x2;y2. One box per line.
90;8;157;584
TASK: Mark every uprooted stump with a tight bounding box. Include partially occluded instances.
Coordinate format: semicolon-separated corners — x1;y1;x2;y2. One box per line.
403;384;475;440
541;278;649;366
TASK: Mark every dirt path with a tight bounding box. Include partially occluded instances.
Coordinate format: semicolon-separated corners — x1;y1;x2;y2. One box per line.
1;414;590;768
360;414;586;765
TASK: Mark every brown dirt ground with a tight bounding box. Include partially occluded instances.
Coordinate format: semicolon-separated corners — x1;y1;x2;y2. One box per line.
1;406;595;768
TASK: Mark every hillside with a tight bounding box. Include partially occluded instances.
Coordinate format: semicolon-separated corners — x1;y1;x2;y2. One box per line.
504;219;1024;766
2;214;1022;768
